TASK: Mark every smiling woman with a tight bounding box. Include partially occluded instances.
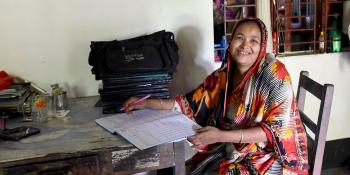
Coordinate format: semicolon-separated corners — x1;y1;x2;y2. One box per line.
123;18;309;175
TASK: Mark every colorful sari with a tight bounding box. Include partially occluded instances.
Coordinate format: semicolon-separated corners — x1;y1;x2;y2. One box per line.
175;18;309;175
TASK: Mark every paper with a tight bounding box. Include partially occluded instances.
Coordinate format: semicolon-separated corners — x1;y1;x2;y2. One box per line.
95;109;201;150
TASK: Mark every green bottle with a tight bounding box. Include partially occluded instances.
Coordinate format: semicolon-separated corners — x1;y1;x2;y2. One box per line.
330;30;341;52
330;16;341;52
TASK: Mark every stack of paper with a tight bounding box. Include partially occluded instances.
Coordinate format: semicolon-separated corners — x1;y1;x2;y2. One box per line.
95;109;201;150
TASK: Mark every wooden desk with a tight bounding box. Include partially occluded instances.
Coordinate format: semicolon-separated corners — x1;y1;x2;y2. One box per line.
0;96;185;175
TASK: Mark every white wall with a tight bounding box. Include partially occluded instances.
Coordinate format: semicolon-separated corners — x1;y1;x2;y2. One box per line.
1;1;349;140
0;0;217;97
281;52;350;140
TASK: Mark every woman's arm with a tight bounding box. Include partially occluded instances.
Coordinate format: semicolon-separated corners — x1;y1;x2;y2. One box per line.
188;126;267;148
123;97;175;112
219;126;267;143
144;98;175;110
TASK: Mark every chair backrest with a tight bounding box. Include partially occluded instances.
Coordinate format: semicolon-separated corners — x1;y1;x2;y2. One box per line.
296;71;334;175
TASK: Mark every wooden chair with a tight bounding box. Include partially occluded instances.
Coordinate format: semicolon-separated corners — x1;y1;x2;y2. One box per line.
296;71;334;175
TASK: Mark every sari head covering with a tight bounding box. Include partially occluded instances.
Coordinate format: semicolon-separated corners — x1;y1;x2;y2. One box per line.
223;18;268;117
175;18;309;174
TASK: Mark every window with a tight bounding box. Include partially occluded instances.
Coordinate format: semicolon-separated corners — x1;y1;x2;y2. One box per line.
270;0;350;56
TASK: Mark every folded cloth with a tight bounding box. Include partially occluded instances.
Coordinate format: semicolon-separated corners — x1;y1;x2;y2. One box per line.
0;71;13;90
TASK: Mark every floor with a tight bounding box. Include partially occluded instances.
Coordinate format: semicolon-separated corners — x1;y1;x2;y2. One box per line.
322;167;350;175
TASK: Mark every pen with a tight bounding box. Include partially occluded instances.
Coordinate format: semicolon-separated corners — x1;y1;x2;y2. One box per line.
120;94;151;111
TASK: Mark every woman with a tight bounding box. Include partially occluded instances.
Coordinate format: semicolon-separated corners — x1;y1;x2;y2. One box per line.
123;18;309;174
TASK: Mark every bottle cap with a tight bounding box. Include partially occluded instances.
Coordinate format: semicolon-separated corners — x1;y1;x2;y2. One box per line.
50;83;59;88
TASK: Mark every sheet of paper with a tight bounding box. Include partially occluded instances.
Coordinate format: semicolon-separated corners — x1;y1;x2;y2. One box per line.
95;109;180;132
95;109;201;150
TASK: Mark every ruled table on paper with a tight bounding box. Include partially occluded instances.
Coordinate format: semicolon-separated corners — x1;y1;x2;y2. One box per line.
95;109;201;150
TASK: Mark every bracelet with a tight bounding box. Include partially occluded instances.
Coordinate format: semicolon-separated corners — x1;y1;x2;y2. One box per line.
239;129;244;144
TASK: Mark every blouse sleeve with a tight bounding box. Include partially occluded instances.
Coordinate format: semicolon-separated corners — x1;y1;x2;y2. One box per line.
174;69;227;126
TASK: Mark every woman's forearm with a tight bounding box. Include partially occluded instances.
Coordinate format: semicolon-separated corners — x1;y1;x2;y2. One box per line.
145;98;175;110
219;126;267;143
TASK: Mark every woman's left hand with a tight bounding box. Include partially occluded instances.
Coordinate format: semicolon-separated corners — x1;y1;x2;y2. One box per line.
187;126;222;149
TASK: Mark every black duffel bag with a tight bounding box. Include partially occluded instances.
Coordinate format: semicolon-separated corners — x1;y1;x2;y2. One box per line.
88;30;179;80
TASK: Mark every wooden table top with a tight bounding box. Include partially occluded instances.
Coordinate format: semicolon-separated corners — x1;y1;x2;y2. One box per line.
0;96;132;164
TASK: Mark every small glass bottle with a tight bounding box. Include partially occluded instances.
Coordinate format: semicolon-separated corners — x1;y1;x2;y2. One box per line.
50;83;60;117
319;31;325;53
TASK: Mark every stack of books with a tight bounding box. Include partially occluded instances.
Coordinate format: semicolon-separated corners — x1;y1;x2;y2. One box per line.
88;30;179;114
98;73;173;114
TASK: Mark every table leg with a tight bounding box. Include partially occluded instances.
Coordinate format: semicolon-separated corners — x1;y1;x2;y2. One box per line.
0;115;8;130
173;140;185;175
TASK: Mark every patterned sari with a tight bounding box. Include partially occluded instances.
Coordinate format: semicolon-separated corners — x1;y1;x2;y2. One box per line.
175;18;309;175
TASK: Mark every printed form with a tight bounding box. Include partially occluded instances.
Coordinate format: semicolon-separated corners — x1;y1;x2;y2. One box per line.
95;109;201;150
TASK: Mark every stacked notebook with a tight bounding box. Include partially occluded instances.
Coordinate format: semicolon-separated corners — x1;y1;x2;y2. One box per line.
98;73;173;114
88;30;179;114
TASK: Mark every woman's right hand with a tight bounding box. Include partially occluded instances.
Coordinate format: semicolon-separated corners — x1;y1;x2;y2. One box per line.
122;97;148;113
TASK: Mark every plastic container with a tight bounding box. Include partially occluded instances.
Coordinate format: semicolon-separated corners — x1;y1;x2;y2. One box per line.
220;36;227;59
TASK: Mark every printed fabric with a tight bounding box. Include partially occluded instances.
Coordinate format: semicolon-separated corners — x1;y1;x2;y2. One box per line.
175;18;309;175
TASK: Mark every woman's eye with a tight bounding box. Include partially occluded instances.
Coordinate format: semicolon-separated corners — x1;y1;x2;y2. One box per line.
235;36;243;40
252;40;260;44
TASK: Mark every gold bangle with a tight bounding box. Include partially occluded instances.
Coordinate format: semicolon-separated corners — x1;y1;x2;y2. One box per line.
239;129;244;143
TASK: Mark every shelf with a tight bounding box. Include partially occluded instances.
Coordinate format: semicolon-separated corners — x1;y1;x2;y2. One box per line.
278;29;314;32
280;50;315;56
278;41;316;46
326;27;336;30
284;1;316;5
300;2;315;5
277;15;316;19
327;0;343;4
225;19;240;23
226;4;256;8
327;13;342;17
271;0;346;55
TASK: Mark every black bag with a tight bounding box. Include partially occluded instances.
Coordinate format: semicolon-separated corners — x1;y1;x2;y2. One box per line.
88;30;179;80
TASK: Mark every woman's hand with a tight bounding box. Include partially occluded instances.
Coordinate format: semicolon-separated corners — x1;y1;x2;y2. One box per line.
122;97;148;113
187;126;222;149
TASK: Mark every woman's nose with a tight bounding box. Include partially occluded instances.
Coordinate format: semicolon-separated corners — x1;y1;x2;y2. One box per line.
240;39;250;49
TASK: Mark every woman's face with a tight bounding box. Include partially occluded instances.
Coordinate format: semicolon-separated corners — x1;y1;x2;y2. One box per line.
229;22;261;71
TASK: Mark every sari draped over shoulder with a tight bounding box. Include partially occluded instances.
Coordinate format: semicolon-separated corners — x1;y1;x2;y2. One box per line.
175;18;309;175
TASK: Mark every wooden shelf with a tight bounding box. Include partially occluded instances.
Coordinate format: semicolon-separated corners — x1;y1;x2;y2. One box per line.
225;19;240;23
226;4;256;8
326;27;336;30
278;41;316;46
271;0;318;55
327;13;342;17
278;15;316;19
327;0;343;4
278;29;314;32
